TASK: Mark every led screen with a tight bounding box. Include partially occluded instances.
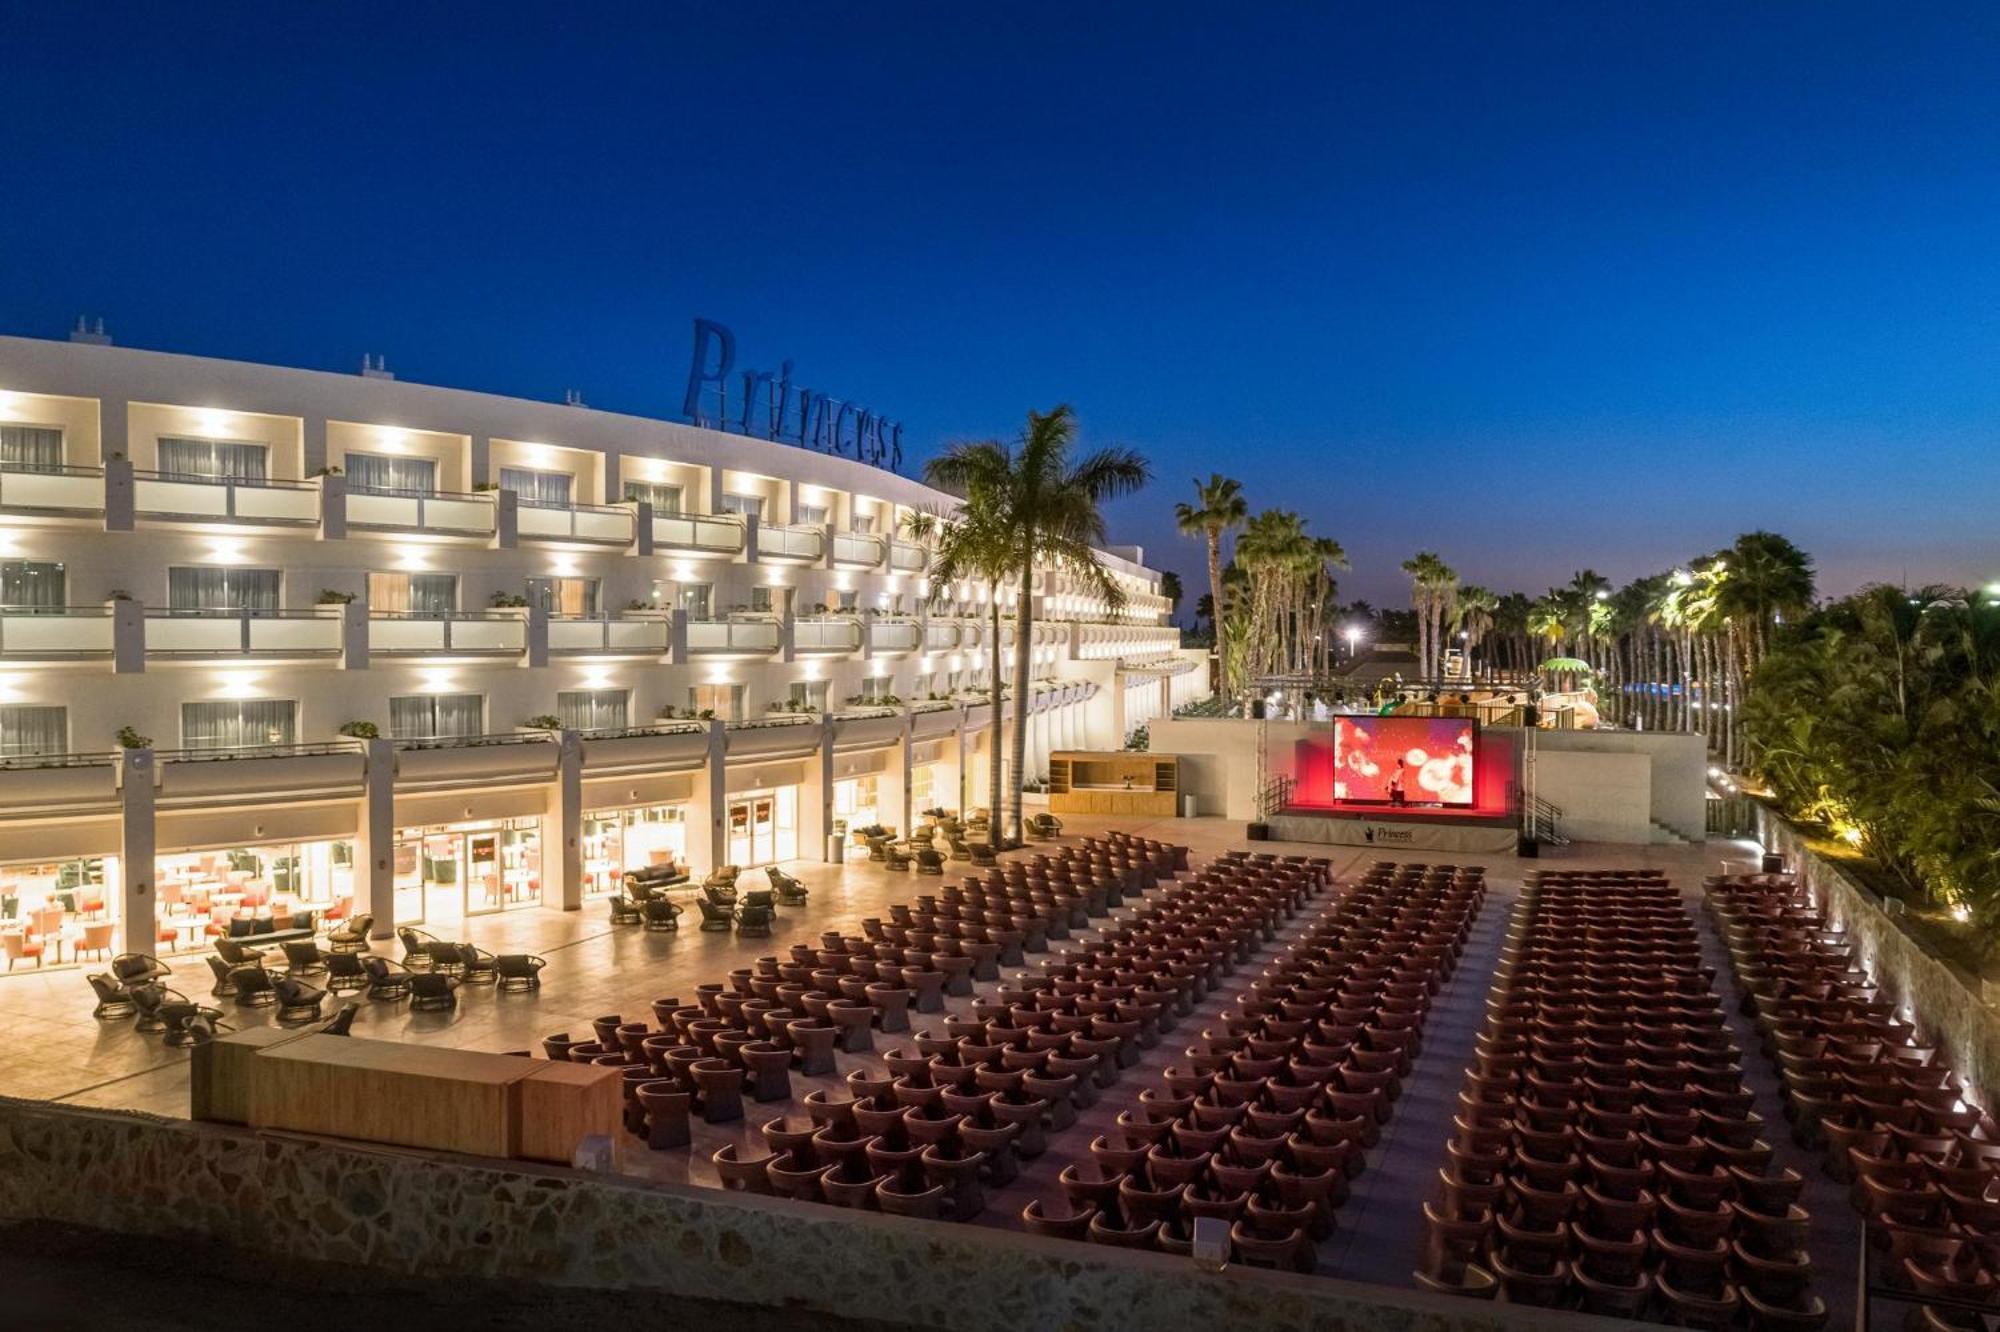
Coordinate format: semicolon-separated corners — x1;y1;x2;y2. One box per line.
1331;716;1475;806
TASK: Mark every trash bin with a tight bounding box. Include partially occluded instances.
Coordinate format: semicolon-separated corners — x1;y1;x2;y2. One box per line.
1181;793;1196;819
829;819;847;864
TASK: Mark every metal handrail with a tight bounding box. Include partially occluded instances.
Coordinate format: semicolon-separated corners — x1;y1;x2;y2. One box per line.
0;750;117;770
136;470;319;491
392;731;555;752
519;497;630;516
0;461;105;477
578;721;708;739
157;740;362;762
346;482;489;502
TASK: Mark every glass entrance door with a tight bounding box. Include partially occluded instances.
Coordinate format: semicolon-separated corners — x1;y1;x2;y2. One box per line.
726;789;798;867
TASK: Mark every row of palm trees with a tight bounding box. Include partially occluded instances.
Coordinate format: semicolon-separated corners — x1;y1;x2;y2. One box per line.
1175;475;1348;707
917;406;1148;850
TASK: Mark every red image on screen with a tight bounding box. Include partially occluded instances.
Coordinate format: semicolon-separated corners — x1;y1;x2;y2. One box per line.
1332;717;1476;806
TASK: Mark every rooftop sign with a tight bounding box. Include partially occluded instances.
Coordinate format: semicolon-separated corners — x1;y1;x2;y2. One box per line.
682;318;904;473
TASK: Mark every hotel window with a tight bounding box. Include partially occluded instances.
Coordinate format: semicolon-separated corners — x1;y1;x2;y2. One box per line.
852;512;878;535
500;467;573;507
678;584;712;618
749;586;774;613
834;589;858;611
182;699;298;751
389;693;484;740
525;576;599;617
368;571;457;615
796;503;830;525
168;567;281;613
623;480;683;514
157;437;268;482
345;451;438;496
0;560;66;612
913;672;935;698
0;705;66;756
789;680;829;712
558;689;629;732
688;684;744;721
719;492;763;519
862;675;894;704
0;425;63;472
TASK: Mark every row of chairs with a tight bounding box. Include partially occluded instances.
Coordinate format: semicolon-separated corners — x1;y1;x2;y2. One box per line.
1708;872;1999;1329
1419;869;1826;1330
1023;856;1474;1270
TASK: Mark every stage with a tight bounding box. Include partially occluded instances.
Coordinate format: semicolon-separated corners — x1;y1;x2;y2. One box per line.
1267;802;1520;853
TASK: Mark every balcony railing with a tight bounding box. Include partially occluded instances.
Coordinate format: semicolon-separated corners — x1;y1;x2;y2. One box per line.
145;609;342;656
867;618;923;653
686;616;781;654
548;615;670;655
135;472;320;525
889;541;928;572
0;462;106;516
924;622;960;651
652;512;745;555
792;615;863;653
832;532;885;567
0;607;115;658
369;612;526;655
346;486;497;537
517;499;635;545
756;522;825;562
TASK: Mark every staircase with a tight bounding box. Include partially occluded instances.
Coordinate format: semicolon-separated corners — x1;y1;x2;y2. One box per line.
1649;818;1696;846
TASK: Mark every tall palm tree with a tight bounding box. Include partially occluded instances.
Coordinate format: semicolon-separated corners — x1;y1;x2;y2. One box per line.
1175;475;1248;699
1159;570;1185;620
934;406;1149;846
1402;552;1457;679
916;460;1015;853
1452;586;1499;677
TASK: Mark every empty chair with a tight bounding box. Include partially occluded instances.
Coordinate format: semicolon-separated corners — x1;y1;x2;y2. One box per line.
274;975;327;1024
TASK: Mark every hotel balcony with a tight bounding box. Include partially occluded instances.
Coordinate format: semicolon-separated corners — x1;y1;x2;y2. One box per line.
134;472;320;527
685;615;781;656
517;499;634;546
547;614;670;656
831;531;885;568
866;617;922;655
154;740;365;799
923;621;960;651
755;521;825;563
144;609;342;658
393;730;557;787
368;611;527;657
792;614;863;655
345;485;497;538
0;463;106;517
0;607;115;660
580;719;711;773
888;540;928;573
651;511;745;556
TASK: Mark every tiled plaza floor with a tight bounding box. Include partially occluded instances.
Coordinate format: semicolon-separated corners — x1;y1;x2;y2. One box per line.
7;817;1851;1319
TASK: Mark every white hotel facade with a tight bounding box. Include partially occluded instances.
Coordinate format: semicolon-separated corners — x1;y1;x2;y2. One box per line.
0;332;1205;966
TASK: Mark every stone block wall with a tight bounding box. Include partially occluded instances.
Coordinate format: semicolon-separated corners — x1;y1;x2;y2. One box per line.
0;1097;1614;1332
1757;805;2000;1111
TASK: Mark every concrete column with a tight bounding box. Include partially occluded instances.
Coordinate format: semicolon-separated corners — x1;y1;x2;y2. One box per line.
492;489;518;549
98;398;129;466
801;717;835;863
340;601;368;670
742;513;761;565
117;747;156;956
111;597;145;674
103;455;134;532
550;729;584;910
525;606;549;668
707;467;725;515
318;472;347;541
302;416;328;477
670;608;690;662
468;435;490;493
884;714;913;837
1110;673;1128;745
780;589;798;664
633;499;655;556
689;719;727;875
356;737;395;939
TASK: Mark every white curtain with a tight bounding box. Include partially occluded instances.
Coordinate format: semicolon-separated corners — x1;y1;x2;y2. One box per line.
0;705;67;756
558;690;628;731
182;700;297;750
168;567;281;612
500;467;573;506
623;481;682;514
0;426;63;472
346;451;438;495
391;693;483;739
157;438;268;481
0;561;65;610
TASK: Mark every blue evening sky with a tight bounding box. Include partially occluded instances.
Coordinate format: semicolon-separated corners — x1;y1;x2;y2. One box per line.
2;2;1995;607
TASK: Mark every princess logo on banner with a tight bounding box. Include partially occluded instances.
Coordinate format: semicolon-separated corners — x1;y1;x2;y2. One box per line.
682;318;904;473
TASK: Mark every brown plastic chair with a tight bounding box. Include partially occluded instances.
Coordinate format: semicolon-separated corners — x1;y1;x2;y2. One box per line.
690;1058;745;1123
712;1143;776;1194
1022;1198;1096;1240
875;1178;947;1219
739;1041;792;1103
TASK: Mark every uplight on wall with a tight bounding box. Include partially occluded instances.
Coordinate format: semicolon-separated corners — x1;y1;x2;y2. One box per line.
212;670;263;700
205;540;249;565
0;392;16;420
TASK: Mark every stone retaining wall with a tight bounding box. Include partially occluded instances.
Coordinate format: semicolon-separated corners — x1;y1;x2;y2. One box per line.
0;1096;1620;1332
1756;805;2000;1109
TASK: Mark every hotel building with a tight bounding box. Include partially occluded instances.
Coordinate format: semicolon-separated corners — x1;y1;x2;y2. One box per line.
0;332;1204;968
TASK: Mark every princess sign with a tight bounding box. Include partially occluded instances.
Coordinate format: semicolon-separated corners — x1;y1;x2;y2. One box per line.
682;318;905;474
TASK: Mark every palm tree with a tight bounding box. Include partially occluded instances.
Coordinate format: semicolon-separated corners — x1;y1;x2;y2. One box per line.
1401;553;1448;679
1175;475;1248;699
1159;570;1185;620
1452;586;1499;677
916;460;1015;853
934;406;1149;846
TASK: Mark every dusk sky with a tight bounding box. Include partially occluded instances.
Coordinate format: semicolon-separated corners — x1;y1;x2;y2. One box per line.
3;2;1996;607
